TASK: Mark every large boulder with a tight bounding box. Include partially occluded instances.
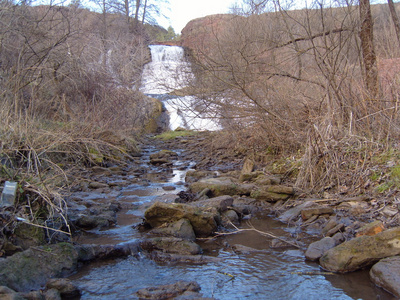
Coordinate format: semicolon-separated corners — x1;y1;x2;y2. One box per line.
0;243;79;292
320;227;400;273
144;202;218;237
370;256;400;298
189;177;255;197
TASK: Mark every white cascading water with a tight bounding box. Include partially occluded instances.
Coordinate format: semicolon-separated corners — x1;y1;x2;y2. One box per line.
141;45;220;131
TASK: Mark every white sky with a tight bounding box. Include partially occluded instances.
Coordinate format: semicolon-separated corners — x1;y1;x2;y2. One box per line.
160;0;237;33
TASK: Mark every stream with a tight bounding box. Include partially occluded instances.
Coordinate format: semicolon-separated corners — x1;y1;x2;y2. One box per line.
65;45;395;299
67;138;395;299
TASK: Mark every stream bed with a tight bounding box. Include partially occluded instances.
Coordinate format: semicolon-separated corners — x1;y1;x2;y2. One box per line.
68;140;395;300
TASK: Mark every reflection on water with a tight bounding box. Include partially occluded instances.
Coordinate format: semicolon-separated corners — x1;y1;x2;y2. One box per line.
71;216;395;300
71;244;394;300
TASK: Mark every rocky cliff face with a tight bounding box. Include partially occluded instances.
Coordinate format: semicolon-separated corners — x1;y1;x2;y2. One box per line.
180;14;240;53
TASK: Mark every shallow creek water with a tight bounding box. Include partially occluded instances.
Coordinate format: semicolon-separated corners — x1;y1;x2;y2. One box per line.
68;143;395;300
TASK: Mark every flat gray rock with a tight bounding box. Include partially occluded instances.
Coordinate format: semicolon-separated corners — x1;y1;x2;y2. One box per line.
305;237;336;261
370;256;400;298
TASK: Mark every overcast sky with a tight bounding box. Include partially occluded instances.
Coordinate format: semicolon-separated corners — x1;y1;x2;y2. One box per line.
160;0;237;33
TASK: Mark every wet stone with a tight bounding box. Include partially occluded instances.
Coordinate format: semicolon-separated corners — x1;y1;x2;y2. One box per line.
162;185;176;191
74;214;114;229
46;278;81;298
0;243;79;292
144;202;218;237
305;237;337;261
370;256;400;298
44;288;61;300
135;281;202;300
149;218;196;241
88;181;109;189
147;251;221;265
221;210;240;227
140;237;201;255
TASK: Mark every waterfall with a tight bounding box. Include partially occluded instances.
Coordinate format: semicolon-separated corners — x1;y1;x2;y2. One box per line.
141;45;220;131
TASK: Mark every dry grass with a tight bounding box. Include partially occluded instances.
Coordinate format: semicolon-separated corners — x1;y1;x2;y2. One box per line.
0;90;150;243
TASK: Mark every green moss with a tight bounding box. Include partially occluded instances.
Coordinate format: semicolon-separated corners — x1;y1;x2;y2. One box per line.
88;147;104;164
376;182;393;193
154;130;196;140
390;165;400;180
373;148;400;164
143;98;163;133
369;171;381;181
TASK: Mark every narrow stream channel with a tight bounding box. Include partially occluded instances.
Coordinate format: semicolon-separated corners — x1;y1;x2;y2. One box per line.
67;140;395;300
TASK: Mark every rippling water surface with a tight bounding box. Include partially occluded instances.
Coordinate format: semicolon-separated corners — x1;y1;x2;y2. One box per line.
71;218;394;300
69;142;395;300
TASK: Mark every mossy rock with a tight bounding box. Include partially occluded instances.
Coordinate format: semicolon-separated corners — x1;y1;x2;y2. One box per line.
88;147;104;164
149;150;178;160
189;177;255;197
144;202;218;237
320;227;400;273
143;98;163;133
13;223;45;250
250;190;291;202
239;171;264;182
250;185;294;201
0;243;79;292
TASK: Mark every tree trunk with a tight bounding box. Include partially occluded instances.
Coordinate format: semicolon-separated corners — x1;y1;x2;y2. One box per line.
101;0;108;69
359;0;379;98
124;0;130;25
134;0;140;29
141;0;147;24
388;0;400;47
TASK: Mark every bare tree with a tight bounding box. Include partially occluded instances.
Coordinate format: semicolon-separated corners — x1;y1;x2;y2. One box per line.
180;0;400;193
387;0;400;46
111;0;168;30
359;0;379;98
